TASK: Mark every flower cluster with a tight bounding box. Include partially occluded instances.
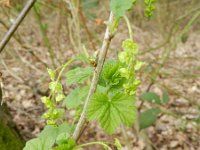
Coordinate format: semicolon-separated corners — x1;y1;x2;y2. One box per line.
118;39;144;95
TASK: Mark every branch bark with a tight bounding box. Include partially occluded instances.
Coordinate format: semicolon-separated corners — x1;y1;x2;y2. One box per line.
0;0;36;53
72;12;114;141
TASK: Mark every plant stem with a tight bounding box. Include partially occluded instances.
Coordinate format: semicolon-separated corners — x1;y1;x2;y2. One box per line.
49;59;74;99
0;0;36;53
72;12;115;141
77;141;112;150
124;15;133;40
79;7;96;50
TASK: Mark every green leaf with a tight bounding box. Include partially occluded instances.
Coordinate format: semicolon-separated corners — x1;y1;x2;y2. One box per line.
55;133;70;145
114;138;122;150
24;123;71;150
139;108;161;130
140;92;161;104
74;53;89;62
41;96;54;108
47;68;56;81
162;91;169;104
53;139;76;150
23;137;53;150
102;60;119;81
40;123;71;139
110;0;135;18
135;61;145;70
87;92;136;134
56;94;65;102
66;67;93;85
99;60;123;88
49;81;63;93
52;109;65;120
63;86;89;109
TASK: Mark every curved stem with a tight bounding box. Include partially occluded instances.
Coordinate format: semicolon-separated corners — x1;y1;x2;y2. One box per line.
123;15;133;40
49;59;74;99
77;141;112;150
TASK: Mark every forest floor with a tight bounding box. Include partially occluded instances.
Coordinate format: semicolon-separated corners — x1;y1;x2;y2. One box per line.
0;2;200;150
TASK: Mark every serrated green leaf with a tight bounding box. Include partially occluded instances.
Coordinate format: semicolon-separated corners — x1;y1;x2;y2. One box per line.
139;108;161;130
40;123;71;139
140;92;161;104
162;91;169;104
24;123;71;150
23;137;53;150
87;92;136;134
102;60;119;80
66;67;93;85
74;53;89;62
99;60;123;88
63;86;89;109
110;0;135;18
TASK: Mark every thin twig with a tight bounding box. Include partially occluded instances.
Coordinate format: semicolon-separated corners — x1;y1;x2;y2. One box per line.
0;0;37;53
79;7;96;50
72;12;114;141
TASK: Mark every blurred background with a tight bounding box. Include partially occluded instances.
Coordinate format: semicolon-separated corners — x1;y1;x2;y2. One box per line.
0;0;200;149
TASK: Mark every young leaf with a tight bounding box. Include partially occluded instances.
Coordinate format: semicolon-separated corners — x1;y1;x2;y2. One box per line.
110;0;135;18
139;108;161;130
102;60;119;81
66;67;93;85
56;94;65;102
144;0;156;18
140;92;161;104
63;86;88;109
41;96;54;108
47;68;56;81
99;60;123;88
49;81;63;93
114;138;122;150
135;61;145;70
87;92;136;134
